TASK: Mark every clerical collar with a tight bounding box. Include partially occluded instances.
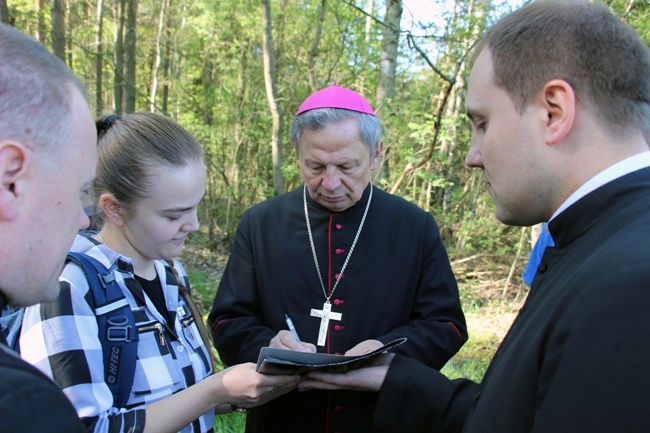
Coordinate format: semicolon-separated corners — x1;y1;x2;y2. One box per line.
548;165;650;248
550;151;650;221
303;182;373;214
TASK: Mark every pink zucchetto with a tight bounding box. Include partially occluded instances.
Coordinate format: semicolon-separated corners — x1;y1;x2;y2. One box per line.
295;85;376;117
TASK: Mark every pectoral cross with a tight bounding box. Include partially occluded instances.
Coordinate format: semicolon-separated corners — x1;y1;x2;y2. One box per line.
310;301;342;346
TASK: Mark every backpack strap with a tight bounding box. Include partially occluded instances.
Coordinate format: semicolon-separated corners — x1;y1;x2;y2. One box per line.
0;306;24;352
66;252;139;408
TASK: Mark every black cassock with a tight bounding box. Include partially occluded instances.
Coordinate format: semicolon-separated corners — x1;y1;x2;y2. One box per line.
373;167;650;433
209;183;467;433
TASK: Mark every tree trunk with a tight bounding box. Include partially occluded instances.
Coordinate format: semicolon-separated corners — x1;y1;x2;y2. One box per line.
0;0;8;24
65;0;72;67
307;0;327;92
375;0;402;183
160;0;174;114
95;0;104;114
503;226;527;298
150;0;167;112
201;56;215;126
124;0;137;113
261;0;284;195
51;0;66;61
359;0;373;94
36;0;46;41
443;0;478;214
113;0;125;114
456;170;483;253
375;0;401;115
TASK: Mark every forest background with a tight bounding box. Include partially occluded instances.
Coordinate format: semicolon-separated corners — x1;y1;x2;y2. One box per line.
3;0;648;431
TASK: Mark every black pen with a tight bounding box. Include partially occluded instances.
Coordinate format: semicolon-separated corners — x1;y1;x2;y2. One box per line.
284;314;301;343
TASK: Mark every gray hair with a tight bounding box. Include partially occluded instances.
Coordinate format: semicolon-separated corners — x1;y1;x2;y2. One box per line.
0;23;87;159
289;108;382;155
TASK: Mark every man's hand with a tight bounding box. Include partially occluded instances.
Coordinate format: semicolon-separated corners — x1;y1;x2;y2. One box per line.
344;339;383;356
298;353;396;392
269;330;317;352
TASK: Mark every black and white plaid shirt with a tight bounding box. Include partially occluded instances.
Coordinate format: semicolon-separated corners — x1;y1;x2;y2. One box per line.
20;235;214;433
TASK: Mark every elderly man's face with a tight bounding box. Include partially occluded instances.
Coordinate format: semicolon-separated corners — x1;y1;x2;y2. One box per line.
298;118;381;212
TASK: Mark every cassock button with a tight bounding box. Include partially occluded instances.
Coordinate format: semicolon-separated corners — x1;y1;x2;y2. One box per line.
336;224;343;230
334;325;344;331
333;405;344;413
335;273;344;280
333;299;344;306
335;352;343;355
335;248;345;255
537;262;548;273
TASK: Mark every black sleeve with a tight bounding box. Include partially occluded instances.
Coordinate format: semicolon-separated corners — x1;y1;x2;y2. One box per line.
0;351;85;433
373;354;478;433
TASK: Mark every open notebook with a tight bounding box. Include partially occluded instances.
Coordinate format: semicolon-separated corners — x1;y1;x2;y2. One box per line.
255;337;407;375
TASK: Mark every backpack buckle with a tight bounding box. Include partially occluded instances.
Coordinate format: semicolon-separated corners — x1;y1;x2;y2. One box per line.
107;315;134;342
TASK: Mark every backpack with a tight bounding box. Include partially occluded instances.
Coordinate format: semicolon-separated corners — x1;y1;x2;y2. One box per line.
0;252;139;408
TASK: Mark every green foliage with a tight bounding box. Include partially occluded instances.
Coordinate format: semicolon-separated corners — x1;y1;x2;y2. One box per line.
215;411;246;433
440;337;493;382
12;0;644;260
8;3;646;431
186;267;218;313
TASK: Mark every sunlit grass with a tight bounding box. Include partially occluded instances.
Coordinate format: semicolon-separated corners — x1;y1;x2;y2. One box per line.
215;412;246;432
442;280;519;381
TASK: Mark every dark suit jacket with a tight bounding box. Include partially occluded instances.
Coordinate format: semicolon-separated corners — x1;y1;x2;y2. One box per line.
209;184;467;433
0;332;84;433
373;167;650;433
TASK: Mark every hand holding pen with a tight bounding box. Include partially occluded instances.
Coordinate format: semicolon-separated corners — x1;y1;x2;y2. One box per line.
268;315;316;353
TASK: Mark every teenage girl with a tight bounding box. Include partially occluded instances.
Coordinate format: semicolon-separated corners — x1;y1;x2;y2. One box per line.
20;112;299;433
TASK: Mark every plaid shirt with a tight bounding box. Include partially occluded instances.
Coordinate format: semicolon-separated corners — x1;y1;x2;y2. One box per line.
20;235;214;433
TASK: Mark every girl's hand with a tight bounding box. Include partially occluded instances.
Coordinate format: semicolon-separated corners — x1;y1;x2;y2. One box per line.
215;362;302;408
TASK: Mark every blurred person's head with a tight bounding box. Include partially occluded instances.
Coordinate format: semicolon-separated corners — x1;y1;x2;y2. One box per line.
0;23;97;306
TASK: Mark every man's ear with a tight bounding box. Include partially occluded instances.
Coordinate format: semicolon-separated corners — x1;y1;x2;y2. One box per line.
539;79;576;145
0;141;30;221
370;140;384;170
99;192;126;226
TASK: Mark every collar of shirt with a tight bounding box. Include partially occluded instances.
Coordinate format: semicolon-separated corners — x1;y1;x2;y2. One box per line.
550;151;650;221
